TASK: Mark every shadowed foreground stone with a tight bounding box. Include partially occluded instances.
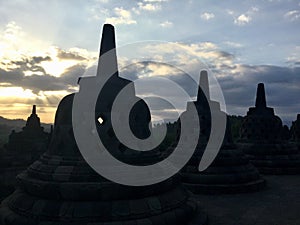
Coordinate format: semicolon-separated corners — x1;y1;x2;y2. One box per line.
238;83;300;174
180;71;265;194
0;24;207;225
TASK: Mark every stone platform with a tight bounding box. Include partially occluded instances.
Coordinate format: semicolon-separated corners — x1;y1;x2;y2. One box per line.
195;175;300;225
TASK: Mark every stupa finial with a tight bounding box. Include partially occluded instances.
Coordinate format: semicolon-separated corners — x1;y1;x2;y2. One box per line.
198;70;210;100
255;83;267;108
32;105;36;115
97;24;118;78
100;24;116;56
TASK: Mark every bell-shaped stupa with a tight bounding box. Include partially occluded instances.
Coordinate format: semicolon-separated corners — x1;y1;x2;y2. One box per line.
0;24;207;225
238;83;300;174
180;71;265;194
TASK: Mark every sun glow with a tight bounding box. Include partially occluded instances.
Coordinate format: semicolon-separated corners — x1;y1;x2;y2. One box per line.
41;59;78;77
0;21;94;122
0;87;36;98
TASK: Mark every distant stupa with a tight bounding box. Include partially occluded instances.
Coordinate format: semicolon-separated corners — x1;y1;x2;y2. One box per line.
0;105;49;202
238;83;300;174
4;105;49;166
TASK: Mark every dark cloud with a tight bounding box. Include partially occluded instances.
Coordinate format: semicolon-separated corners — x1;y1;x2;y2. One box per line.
144;97;176;111
0;57;86;94
57;48;87;61
32;56;51;63
122;60;299;124
294;61;300;66
59;64;86;86
6;56;48;75
218;64;300;123
120;61;199;97
217;51;235;60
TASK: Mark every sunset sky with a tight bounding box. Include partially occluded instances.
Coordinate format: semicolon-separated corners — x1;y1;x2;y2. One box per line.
0;0;299;124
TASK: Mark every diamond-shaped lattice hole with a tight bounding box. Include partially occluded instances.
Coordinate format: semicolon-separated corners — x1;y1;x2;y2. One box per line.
98;117;104;125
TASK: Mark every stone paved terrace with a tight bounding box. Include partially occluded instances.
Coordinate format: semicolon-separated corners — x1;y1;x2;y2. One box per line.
1;175;299;224
195;175;300;225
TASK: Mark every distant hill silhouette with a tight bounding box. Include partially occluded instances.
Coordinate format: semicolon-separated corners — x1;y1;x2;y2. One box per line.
0;116;28;129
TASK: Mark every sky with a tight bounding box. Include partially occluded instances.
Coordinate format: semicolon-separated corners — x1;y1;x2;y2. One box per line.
0;0;299;125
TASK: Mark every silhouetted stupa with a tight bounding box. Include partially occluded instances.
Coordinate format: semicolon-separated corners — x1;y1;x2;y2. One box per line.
180;71;265;194
238;83;300;174
0;24;207;225
0;105;49;199
4;105;49;166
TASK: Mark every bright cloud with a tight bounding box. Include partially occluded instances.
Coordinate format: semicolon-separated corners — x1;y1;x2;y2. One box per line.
138;2;161;11
284;10;300;21
234;14;252;25
201;12;215;20
0;21;50;61
143;0;168;2
224;41;243;48
232;6;258;26
135;0;168;13
159;20;173;27
105;7;137;25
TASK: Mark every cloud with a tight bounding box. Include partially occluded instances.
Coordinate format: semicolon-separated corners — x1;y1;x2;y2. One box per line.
1;21;23;42
143;0;168;2
159;20;173;27
0;21;51;61
32;56;52;63
138;2;161;11
201;12;215;20
284;10;300;21
234;14;252;25
105;7;137;25
1;37;299;124
0;58;86;94
286;46;300;66
95;0;109;3
232;7;258;26
132;42;300;123
0;20;97;122
56;48;87;61
0;87;68;122
133;0;168;14
251;6;259;12
137;0;167;11
2;56;48;76
227;9;234;15
126;42;233;78
216;64;300;123
223;41;243;48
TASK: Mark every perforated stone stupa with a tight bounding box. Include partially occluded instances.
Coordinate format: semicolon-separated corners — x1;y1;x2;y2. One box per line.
180;71;265;194
238;83;300;174
0;24;207;225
